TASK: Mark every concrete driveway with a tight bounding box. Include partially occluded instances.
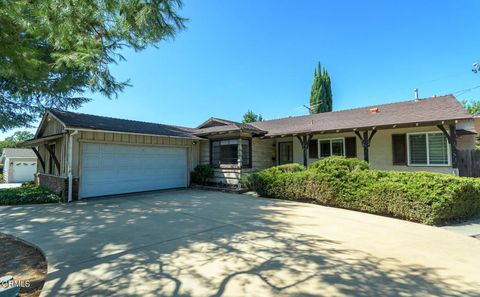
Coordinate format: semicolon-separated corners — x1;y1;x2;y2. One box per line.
1;189;479;297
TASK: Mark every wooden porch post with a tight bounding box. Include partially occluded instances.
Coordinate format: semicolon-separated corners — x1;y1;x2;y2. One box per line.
354;130;377;163
44;144;60;173
31;147;45;172
296;135;312;167
437;124;458;170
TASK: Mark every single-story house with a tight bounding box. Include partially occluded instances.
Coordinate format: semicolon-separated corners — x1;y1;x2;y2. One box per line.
22;94;476;201
1;148;38;183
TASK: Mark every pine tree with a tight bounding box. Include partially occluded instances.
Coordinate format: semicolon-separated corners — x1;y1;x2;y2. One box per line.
309;62;332;114
0;0;186;131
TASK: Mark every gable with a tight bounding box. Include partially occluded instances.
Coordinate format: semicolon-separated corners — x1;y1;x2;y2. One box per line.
35;112;66;138
197;118;233;129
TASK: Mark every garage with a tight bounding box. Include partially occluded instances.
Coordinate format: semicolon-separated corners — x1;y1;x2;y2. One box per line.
80;143;188;198
11;162;37;182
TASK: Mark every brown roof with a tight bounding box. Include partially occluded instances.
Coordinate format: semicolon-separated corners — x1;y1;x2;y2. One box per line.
194;118;266;136
48;109;202;139
250;95;471;137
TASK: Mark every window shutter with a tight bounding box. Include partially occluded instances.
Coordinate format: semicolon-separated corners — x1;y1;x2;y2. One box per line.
392;134;407;165
308;139;318;158
345;137;357;158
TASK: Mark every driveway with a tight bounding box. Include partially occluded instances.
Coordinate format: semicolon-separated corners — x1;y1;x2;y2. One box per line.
1;189;479;296
0;183;22;189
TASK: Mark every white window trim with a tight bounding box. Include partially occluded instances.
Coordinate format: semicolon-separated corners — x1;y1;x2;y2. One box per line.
406;132;451;167
318;137;346;158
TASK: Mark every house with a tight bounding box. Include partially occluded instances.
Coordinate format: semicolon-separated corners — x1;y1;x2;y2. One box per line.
21;94;475;201
1;148;38;183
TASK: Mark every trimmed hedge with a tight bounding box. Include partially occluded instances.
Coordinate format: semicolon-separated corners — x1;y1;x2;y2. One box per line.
252;156;480;225
0;183;61;205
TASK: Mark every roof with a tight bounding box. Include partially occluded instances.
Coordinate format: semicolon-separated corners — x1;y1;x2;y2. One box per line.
250;95;472;137
47;109;201;139
1;148;36;158
38;95;470;140
194;118;266;136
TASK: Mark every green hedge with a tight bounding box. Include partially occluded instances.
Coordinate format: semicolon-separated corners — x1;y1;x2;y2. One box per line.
252;156;480;225
0;183;61;205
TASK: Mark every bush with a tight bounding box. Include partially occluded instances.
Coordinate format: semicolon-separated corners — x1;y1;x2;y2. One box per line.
240;173;252;190
252;156;480;225
0;183;61;205
191;164;214;185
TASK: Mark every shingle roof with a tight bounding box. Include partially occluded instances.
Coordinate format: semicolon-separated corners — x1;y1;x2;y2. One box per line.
1;148;36;158
250;95;471;137
194;118;266;136
48;109;201;139
45;95;470;140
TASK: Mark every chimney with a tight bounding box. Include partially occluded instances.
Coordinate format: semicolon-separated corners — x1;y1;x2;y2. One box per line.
414;88;419;100
369;107;379;114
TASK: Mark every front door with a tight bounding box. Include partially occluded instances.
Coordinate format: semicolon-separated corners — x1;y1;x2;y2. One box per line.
278;142;293;165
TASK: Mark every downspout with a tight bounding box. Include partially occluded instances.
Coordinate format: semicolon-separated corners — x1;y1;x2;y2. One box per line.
67;130;79;202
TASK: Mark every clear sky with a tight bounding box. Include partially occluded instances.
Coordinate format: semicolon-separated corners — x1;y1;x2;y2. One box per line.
2;0;480;139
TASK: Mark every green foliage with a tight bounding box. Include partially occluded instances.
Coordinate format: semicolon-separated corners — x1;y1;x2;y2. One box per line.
242;110;264;123
0;0;186;131
0;183;61;205
0;130;34;152
0;173;3;183
191;165;214;185
240;173;252;189
461;99;480;116
252;157;480;225
309;62;332;114
5;131;34;142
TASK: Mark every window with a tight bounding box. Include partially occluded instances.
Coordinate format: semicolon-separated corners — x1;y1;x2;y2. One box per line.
308;139;318;158
319;138;345;158
211;139;251;167
408;132;449;166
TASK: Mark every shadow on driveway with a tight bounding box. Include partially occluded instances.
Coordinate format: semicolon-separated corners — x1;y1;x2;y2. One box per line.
0;189;479;296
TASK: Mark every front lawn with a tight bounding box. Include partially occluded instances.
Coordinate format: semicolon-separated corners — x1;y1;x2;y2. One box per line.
252;157;480;225
0;183;61;205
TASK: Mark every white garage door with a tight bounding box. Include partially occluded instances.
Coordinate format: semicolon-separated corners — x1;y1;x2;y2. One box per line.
80;143;188;198
11;162;37;182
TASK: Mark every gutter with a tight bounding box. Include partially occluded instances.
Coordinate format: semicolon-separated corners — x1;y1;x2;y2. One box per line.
67;130;79;202
65;127;202;141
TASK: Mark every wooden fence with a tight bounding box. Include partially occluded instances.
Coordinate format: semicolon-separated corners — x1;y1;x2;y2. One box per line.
458;150;480;177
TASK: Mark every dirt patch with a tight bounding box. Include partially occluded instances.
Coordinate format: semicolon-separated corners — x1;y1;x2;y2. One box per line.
0;233;47;297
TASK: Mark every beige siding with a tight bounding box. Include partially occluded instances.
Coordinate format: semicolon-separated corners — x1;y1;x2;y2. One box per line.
200;140;210;165
211;168;241;185
36;117;67;176
251;138;276;171
285;125;471;175
71;131;200;181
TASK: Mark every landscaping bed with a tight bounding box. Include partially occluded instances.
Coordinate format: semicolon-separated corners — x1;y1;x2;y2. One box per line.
252;157;480;225
0;182;60;206
0;233;47;297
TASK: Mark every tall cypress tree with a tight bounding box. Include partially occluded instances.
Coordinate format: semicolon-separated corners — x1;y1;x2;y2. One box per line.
309;62;332;114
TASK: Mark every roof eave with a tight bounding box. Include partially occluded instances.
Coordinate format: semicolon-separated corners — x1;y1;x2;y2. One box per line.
260;118;471;138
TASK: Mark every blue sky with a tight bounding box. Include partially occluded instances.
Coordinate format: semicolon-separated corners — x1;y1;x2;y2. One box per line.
2;0;480;139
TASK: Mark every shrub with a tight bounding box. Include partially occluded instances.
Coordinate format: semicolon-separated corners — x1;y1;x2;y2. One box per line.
240;173;252;190
0;184;61;205
252;156;480;225
191;164;214;185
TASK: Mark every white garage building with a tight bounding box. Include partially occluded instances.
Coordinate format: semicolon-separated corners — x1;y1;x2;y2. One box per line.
1;148;38;183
